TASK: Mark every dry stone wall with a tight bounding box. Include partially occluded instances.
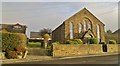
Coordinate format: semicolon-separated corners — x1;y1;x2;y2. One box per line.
107;44;118;53
52;44;119;57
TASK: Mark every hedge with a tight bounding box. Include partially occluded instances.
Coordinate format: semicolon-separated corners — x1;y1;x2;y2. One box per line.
1;32;27;52
28;38;43;42
5;50;18;59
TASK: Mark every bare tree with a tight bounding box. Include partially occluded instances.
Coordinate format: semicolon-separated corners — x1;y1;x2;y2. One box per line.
39;28;52;37
106;30;112;35
39;28;52;48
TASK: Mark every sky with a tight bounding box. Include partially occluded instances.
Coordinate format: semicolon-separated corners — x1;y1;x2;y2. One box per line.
1;1;119;37
1;0;119;2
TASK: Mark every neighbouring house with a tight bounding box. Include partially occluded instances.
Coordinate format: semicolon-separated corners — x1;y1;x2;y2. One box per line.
0;23;27;34
113;29;120;44
30;32;52;40
30;32;43;39
104;28;120;44
52;8;105;43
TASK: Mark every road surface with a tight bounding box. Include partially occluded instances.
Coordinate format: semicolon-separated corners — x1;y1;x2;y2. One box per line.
15;54;119;64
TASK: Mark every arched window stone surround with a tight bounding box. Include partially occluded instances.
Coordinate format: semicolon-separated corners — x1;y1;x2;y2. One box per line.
83;20;87;31
79;23;83;33
96;24;101;42
70;22;74;39
88;20;92;30
83;17;93;31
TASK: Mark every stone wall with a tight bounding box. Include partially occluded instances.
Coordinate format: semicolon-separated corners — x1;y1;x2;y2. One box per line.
52;23;65;43
52;8;105;43
52;44;89;57
28;48;50;56
107;44;118;53
88;44;102;54
52;44;119;57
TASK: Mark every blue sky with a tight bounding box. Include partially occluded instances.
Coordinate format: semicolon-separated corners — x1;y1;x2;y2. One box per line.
1;2;118;37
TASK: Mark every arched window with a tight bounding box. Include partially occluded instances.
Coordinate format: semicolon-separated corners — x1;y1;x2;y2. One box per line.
79;23;82;33
84;20;87;31
84;17;92;31
70;22;74;39
97;25;100;42
88;21;92;30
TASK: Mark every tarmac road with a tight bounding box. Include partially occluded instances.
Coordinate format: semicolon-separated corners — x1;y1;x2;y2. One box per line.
15;54;119;64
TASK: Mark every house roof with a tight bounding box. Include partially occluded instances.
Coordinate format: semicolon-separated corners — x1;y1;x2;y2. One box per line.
30;32;52;39
30;32;41;38
0;23;27;28
63;8;105;26
52;8;105;33
83;8;105;26
113;28;120;35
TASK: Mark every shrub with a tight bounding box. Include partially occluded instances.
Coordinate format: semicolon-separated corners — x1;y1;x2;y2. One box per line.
74;39;83;44
47;45;52;49
52;41;59;45
89;38;98;44
2;32;27;52
5;51;17;59
15;44;26;53
65;39;83;44
72;41;78;44
65;40;73;44
105;34;118;44
109;40;116;44
26;38;29;44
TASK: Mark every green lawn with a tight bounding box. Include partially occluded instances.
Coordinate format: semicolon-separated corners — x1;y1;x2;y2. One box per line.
27;42;43;48
27;42;52;49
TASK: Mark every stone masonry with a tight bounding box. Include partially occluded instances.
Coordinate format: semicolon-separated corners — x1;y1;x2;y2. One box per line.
52;8;105;43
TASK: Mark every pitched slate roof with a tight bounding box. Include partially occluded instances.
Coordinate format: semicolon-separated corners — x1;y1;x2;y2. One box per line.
0;23;27;28
63;8;105;26
30;32;41;38
0;23;27;34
